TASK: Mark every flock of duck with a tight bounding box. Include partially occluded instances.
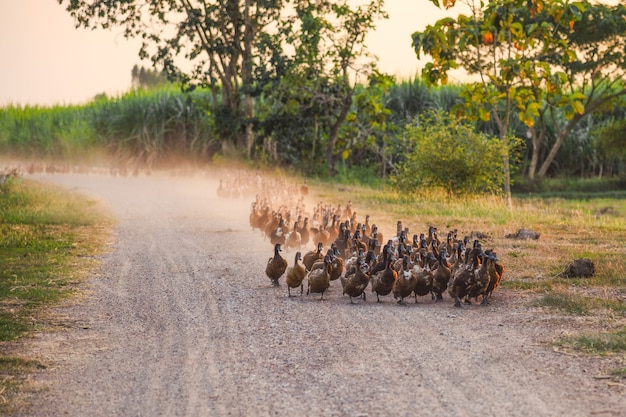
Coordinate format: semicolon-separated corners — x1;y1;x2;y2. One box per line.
238;176;505;308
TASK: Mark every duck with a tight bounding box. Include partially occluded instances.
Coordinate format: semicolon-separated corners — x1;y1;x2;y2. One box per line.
367;233;381;257
269;216;287;247
371;256;398;303
286;251;306;297
363;214;372;238
431;247;452;301
426;225;440;247
265;243;288;287
449;243;466;279
333;224;351;259
351;229;368;258
467;250;491;304
448;247;482;307
264;211;281;238
370;243;392;276
311;224;331;248
300;179;309;196
217;179;229;198
296;216;310;248
440;231;455;255
329;245;345;282
303;242;324;271
393;256;417;305
483;250;504;304
371;224;384;252
307;255;332;300
285;221;302;251
310;248;335;272
412;256;435;302
249;200;267;231
341;257;370;303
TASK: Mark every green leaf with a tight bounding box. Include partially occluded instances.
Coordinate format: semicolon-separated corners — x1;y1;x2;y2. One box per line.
510;22;524;38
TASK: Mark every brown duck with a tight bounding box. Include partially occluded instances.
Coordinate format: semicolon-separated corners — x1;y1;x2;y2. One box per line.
341;257;370;303
371;257;398;303
393;256;416;305
265;243;288;287
286;251;306;297
307;255;332;300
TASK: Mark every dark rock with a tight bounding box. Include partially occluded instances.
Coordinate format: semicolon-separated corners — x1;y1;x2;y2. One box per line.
505;228;540;240
563;258;595;278
470;231;487;239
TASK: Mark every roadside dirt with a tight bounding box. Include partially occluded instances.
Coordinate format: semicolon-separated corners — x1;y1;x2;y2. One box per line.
9;170;626;417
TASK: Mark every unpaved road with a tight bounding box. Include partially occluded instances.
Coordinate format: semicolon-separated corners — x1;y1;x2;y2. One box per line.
13;172;626;417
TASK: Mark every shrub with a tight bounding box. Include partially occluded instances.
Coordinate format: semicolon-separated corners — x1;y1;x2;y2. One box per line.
392;111;507;196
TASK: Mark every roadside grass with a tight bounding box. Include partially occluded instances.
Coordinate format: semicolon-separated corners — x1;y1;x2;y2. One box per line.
553;327;626;378
0;173;112;412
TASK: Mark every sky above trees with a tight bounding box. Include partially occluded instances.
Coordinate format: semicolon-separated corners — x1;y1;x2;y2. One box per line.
0;0;464;106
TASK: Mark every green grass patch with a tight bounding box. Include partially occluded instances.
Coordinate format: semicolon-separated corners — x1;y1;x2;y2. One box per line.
532;292;626;315
500;280;553;292
555;327;626;358
0;174;111;412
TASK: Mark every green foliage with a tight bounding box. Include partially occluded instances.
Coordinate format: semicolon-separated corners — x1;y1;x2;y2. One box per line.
256;0;387;174
513;177;626;196
393;111;507;196
413;0;626;180
596;119;626;160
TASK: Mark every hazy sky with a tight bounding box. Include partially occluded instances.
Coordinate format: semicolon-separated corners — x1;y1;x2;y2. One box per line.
0;1;460;106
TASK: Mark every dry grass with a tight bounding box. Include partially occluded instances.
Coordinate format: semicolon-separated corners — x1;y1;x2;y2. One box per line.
310;180;626;312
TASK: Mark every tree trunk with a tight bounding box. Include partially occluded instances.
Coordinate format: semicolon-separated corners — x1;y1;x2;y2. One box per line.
527;127;543;180
326;94;352;177
492;110;513;208
503;153;512;208
537;114;582;178
243;0;254;159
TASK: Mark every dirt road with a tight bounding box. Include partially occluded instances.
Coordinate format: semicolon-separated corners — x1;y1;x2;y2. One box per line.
15;172;626;417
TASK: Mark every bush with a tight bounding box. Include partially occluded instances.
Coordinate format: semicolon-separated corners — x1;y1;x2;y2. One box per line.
392;111;507;196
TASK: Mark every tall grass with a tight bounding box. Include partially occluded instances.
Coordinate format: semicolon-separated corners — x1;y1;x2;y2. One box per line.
0;88;220;168
89;88;218;167
0;104;96;157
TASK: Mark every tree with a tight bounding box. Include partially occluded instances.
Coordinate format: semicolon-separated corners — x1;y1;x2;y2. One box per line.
131;64;169;89
413;0;626;189
60;0;285;157
535;1;626;177
256;0;387;175
341;71;396;183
